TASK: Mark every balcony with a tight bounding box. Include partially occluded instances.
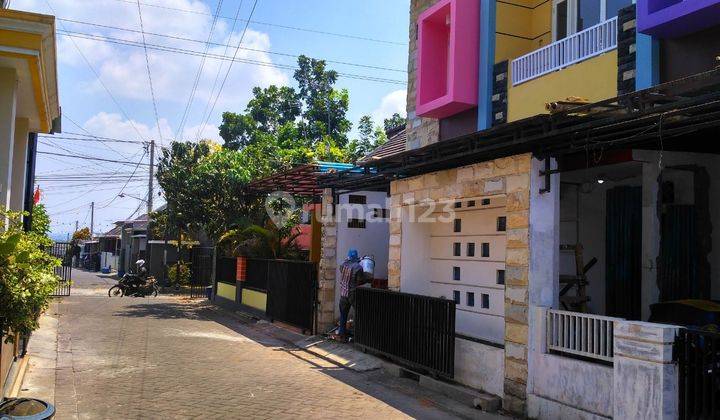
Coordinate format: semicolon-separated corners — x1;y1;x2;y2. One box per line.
511;17;618;86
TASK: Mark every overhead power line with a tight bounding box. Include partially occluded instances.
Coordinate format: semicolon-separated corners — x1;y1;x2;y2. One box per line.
55;17;406;73
198;0;255;138
175;0;225;141
135;0;164;146
63;114;133;160
56;31;407;86
108;0;406;46
39;134;146;145
38;151;154;166
44;0;149;143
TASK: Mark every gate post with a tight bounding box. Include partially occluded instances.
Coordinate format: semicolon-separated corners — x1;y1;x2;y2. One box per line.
613;321;680;419
316;188;337;333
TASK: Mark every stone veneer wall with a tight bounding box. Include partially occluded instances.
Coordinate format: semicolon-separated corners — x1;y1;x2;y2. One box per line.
406;0;441;150
317;189;338;333
387;153;532;414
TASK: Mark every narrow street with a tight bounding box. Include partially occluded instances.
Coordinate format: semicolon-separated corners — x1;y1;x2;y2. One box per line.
18;270;497;419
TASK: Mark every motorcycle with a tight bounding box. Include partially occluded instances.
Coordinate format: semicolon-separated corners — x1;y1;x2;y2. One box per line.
108;259;159;298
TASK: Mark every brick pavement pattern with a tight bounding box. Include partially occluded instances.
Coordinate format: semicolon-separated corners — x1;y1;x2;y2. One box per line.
35;271;477;420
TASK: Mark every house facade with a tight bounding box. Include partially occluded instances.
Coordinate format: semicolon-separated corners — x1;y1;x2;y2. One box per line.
320;1;720;418
0;6;60;398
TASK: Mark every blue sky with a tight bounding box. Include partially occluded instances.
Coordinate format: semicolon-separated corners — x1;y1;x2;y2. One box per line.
11;0;410;237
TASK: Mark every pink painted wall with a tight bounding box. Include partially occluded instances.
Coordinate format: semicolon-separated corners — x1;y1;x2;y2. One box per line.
416;0;480;119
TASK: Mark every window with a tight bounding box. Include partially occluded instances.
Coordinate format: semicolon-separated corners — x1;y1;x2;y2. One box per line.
467;200;476;207
576;0;601;31
453;290;461;304
481;243;490;258
454;219;462;233
467;243;475;257
553;0;632;40
497;216;507;232
453;242;461;257
453;266;461;281
481;293;490;309
348;194;367;204
497;269;506;285
467;292;475;307
373;208;389;219
481;198;491;206
347;218;366;229
454;201;462;209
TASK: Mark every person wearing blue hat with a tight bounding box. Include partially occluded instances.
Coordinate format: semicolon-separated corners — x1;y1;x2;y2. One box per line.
336;248;368;340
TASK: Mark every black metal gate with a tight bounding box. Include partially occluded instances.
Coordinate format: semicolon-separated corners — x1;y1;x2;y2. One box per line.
354;288;456;378
264;260;317;333
190;247;214;298
49;242;72;296
676;328;720;419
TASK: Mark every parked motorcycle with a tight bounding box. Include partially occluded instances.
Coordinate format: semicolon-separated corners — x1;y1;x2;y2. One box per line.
108;259;159;297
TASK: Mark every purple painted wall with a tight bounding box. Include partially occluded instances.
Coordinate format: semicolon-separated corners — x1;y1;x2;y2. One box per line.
637;0;720;38
416;0;479;119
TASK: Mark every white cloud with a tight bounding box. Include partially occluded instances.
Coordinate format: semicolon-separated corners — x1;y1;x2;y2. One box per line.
13;0;289;132
372;89;407;123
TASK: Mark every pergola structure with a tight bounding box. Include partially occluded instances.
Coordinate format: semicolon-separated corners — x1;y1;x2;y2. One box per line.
247;161;355;197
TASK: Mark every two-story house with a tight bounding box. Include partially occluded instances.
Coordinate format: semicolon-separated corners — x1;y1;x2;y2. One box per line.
320;0;720;418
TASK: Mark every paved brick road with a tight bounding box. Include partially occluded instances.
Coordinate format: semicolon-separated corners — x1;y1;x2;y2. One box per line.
20;270;499;419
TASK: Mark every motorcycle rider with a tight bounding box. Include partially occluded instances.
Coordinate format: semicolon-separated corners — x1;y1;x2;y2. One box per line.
126;259;149;296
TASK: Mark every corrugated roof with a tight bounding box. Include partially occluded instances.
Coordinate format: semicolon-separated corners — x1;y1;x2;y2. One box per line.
358;128;406;164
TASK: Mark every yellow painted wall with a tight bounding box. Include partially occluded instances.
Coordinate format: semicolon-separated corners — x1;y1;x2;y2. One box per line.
507;51;618;122
216;282;236;301
495;0;551;63
241;289;267;312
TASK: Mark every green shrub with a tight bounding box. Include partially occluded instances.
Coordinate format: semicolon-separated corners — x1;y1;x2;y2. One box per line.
0;211;60;340
167;261;191;286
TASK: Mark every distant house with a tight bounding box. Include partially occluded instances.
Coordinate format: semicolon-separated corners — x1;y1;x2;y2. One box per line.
117;213;149;276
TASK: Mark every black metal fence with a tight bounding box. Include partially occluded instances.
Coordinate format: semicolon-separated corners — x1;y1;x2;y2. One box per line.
49;242;72;296
264;260;317;333
244;258;269;292
190;247;214;298
677;328;720;419
354;288;456;378
215;256;237;284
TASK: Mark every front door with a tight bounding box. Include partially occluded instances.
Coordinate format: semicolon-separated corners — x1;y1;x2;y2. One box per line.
605;186;642;320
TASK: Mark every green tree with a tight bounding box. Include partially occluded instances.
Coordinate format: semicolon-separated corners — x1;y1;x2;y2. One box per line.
346;115;388;162
383;112;407;133
156;140;213;235
219;55;352;153
71;227;91;243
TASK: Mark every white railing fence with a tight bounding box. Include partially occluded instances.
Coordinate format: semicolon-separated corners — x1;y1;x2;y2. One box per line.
511;17;618;86
546;309;621;363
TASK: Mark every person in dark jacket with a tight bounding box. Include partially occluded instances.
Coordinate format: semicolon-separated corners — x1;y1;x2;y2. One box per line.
337;249;368;339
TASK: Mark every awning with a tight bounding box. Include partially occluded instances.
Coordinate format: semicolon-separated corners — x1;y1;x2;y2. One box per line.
247;161;356;197
321;68;720;192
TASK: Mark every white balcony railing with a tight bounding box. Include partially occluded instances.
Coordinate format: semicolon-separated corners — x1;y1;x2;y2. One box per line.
546;309;621;363
511;17;618;86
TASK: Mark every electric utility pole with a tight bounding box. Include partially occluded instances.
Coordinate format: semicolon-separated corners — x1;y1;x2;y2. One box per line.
74;220;78;233
147;140;154;215
90;201;94;239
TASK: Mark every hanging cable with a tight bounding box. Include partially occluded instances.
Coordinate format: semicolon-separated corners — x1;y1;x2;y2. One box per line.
44;0;149;143
135;0;164;147
175;0;225;141
197;0;258;140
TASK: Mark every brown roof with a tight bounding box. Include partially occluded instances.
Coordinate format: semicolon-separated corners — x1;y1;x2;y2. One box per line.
358;128;406;164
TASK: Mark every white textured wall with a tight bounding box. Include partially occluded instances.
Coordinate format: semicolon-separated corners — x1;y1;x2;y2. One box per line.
529;352;614;418
454;338;504;397
334;191;390;317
